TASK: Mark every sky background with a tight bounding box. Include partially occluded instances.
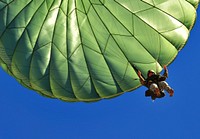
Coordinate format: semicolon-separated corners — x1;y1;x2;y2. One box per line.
0;7;200;139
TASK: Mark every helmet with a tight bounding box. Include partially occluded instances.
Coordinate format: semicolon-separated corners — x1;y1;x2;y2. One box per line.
147;70;155;77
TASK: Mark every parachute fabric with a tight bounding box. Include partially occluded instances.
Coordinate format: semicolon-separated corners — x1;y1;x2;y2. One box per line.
0;0;199;102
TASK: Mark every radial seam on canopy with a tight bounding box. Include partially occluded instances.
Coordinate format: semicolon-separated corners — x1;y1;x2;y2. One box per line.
0;1;32;38
89;1;132;92
74;0;101;98
66;0;76;99
28;0;55;96
84;0;125;93
48;0;64;97
2;1;42;71
92;1;161;71
114;1;182;51
141;0;195;29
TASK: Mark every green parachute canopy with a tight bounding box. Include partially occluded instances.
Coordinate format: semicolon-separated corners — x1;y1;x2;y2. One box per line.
0;0;199;102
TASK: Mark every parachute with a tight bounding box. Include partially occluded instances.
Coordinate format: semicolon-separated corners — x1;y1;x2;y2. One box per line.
0;0;199;102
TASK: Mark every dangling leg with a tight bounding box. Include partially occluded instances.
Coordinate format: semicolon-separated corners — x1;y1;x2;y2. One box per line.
149;83;161;97
158;81;174;97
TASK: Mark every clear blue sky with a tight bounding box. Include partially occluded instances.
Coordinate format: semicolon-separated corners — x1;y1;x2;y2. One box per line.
0;7;200;139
